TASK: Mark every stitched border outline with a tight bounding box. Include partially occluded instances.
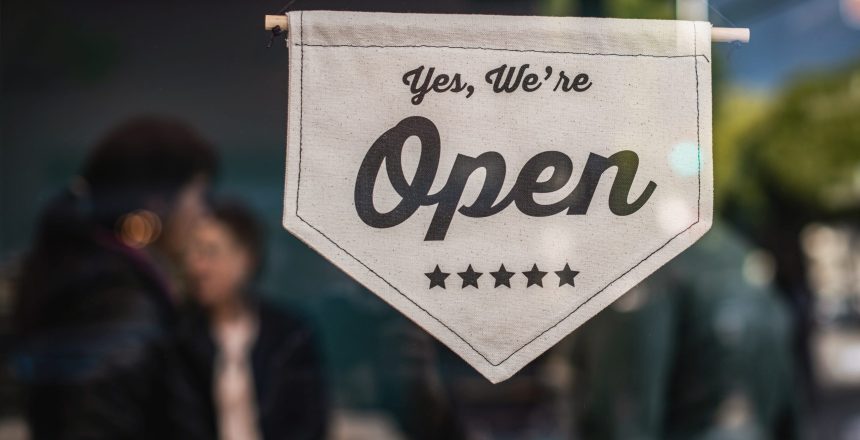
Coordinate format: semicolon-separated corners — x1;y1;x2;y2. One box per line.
292;15;707;367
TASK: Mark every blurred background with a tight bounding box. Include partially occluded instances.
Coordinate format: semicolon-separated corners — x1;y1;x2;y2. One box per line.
2;0;860;439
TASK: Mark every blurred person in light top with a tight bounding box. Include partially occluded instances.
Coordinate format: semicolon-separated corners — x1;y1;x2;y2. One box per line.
179;199;328;440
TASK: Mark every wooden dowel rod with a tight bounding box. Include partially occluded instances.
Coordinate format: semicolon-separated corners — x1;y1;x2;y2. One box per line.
264;15;749;43
266;15;288;31
711;27;750;43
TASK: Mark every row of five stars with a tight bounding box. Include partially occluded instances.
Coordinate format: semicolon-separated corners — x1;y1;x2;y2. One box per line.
425;264;579;289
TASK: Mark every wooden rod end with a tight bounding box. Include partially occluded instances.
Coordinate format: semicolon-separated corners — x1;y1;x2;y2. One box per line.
265;15;288;31
711;27;750;43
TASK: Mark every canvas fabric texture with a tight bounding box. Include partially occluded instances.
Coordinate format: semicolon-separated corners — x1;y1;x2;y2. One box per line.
283;11;713;383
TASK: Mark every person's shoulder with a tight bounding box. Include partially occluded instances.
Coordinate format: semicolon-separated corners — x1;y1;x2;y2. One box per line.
174;303;212;341
254;297;325;362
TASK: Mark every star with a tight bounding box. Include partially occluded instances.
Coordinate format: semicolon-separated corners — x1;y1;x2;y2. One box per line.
555;263;579;287
523;264;548;287
458;264;482;288
425;265;449;289
490;264;515;288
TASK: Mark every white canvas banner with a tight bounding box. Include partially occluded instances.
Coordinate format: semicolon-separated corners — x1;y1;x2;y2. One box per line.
282;11;713;383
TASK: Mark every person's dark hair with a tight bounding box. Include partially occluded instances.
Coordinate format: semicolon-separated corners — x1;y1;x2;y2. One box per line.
82;116;218;228
209;198;267;280
15;117;218;334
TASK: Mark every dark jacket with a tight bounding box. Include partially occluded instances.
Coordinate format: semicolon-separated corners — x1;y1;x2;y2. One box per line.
572;223;803;440
177;299;328;440
12;192;207;439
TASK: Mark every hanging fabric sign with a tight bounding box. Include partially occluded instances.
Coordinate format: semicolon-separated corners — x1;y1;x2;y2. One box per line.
282;11;713;383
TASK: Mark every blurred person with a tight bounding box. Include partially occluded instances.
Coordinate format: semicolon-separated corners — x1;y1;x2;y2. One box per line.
375;316;468;440
179;199;328;440
314;284;467;439
571;222;804;440
11;116;218;438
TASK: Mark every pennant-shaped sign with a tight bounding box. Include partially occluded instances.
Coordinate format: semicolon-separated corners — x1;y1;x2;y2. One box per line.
282;11;713;383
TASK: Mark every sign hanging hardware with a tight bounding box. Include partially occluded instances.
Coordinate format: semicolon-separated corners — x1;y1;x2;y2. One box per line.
263;14;750;44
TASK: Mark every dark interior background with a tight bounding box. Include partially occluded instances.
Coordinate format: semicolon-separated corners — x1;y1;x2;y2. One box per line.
3;0;860;438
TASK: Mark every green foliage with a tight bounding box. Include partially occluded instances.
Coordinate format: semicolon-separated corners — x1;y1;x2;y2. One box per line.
539;0;578;16
606;0;674;19
713;90;769;211
740;63;860;215
537;0;674;19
